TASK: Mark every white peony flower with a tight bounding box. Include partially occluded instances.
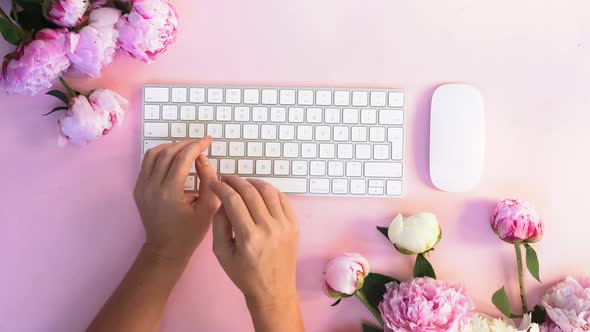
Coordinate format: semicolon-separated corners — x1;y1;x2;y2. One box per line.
387;213;441;254
460;314;539;332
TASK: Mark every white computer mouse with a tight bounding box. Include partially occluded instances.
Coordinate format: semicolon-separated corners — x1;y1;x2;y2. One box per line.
430;84;485;192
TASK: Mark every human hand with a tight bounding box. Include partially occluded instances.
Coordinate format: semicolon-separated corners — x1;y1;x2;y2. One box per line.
133;137;220;261
210;176;300;306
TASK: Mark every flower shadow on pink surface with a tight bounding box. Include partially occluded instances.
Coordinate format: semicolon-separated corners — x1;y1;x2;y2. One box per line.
411;86;438;189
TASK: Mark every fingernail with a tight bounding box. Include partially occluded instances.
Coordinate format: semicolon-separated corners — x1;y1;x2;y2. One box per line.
197;154;209;165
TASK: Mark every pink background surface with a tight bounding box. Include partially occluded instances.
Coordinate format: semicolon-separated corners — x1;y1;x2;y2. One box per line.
1;0;590;331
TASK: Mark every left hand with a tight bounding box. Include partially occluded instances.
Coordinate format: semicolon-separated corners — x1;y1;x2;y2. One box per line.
133;137;220;260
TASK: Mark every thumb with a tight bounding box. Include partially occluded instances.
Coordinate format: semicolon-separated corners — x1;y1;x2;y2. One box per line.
212;209;234;259
194;154;220;213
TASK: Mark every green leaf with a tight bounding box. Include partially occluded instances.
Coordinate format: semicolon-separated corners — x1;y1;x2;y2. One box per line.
361;272;400;312
42;106;67;116
531;305;546;324
362;323;384;332
413;253;436;279
492;286;512;318
0;18;22;45
46;90;69;105
376;226;389;239
330;298;342;307
524;244;541;282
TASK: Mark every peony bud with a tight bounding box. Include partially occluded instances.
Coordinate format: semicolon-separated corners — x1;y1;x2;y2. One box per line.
387;213;441;255
43;0;89;28
491;199;543;244
322;253;369;299
58;89;128;146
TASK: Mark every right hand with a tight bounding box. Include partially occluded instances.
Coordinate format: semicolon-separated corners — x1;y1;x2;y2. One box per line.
210;176;300;306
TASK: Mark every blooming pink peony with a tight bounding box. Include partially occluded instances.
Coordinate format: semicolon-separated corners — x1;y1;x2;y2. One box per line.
540;322;563;332
379;277;474;332
322;253;369;298
541;276;590;332
67;7;121;77
43;0;89;27
491;199;543;243
115;0;179;63
1;29;70;95
58;89;128;146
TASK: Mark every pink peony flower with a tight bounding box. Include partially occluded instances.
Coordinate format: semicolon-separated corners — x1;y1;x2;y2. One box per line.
379;277;474;332
322;253;369;298
1;29;70;95
67;7;121;78
115;0;179;63
540;322;563;332
43;0;89;27
491;199;543;244
58;89;128;146
541;276;590;332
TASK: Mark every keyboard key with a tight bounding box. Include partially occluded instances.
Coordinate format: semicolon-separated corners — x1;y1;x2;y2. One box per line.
279;90;296;105
325;108;341;123
374;144;390;160
274;160;290;175
361;108;377;124
143;139;171;153
207;124;223;138
171;123;187;138
243;124;259;139
162;105;178;120
379;109;404;125
342;108;359;124
306;108;323;123
352;91;368;106
184;175;195;190
292;160;308;175
219;159;235;174
198;106;214;120
145;87;169;102
209;159;218;173
370;127;386;142
315;126;331;141
350;179;367;195
265;142;281;157
368;187;384;195
284;142;299;158
337;144;353;159
316;90;332;106
226;88;241;104
386;180;403;196
298;90;314;105
235;107;250;122
368;179;384;188
189;88;205;103
172;87;187;103
261;89;278;105
144;105;159;119
270;107;287;122
310;161;326;176
189;123;205;138
301;143;317;158
144;123;168;137
279;125;295;140
229;142;245;156
332;179;348;194
211;142;227;156
351;127;367;142
319;144;335;159
207;88;223;103
261;125;277;139
288;107;304;123
388;91;404;107
370;91;386;107
297;126;313;140
364;162;403;178
388;128;404;160
245;177;307;194
244;89;260;104
216;106;232;121
255;160;272;175
247;142;263;157
346;161;362;177
238;159;254;174
328;161;344;176
334;91;350;106
310;178;330;194
180;105;196;120
356;144;371;159
333;126;349;141
225;124;241;139
252;107;268;122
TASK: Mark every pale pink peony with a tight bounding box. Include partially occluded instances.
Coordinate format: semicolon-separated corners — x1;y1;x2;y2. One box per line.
541;276;590;332
115;0;179;63
322;253;369;298
1;29;70;95
540;322;563;332
491;199;543;244
58;89;128;146
43;0;89;27
67;7;121;78
379;277;474;332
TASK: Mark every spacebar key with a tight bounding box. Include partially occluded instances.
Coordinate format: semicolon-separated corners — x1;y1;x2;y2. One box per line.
244;177;307;194
364;162;403;178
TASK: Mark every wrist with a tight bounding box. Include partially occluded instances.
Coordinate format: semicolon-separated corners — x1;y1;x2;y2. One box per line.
140;242;194;267
245;287;299;311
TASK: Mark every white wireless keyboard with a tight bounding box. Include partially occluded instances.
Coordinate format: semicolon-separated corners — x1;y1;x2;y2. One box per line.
142;85;406;197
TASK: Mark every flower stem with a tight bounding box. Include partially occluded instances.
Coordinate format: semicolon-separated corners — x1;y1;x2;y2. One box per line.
355;290;384;327
515;243;528;314
59;77;77;98
0;7;27;40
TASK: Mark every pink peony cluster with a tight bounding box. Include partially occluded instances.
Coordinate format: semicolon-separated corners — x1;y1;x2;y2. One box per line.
116;0;179;63
491;199;543;244
541;276;590;332
323;253;369;298
379;277;474;332
1;29;70;95
58;89;128;146
43;0;89;28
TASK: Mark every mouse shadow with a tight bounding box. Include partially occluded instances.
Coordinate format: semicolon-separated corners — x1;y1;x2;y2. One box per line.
411;86;438;189
456;197;499;245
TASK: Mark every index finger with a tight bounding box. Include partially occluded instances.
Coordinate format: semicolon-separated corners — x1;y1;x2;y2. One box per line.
162;137;213;189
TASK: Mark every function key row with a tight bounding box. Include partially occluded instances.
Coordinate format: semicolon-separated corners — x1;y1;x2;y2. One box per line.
144;86;404;108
